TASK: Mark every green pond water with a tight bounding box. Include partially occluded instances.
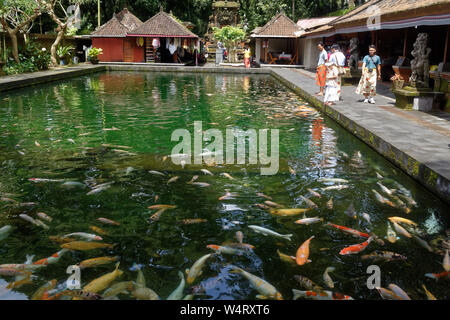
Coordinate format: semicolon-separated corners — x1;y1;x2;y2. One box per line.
0;71;448;300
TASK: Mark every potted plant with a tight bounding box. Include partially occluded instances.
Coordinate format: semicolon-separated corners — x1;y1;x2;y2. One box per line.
88;47;103;64
57;46;74;66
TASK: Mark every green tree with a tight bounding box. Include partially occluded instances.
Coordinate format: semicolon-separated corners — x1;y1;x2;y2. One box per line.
213;25;245;63
38;0;93;66
0;0;43;62
23;0;350;45
239;0;348;32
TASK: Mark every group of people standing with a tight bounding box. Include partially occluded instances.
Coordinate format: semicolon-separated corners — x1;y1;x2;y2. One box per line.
315;42;381;106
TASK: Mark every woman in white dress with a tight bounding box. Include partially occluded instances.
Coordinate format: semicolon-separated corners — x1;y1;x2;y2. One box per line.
324;62;339;106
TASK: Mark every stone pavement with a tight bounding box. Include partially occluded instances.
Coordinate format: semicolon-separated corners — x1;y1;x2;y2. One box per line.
271;67;450;204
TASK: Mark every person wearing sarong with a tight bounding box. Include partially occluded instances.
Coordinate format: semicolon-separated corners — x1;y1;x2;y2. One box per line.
324;62;339;106
329;44;346;101
315;43;328;96
215;42;224;65
244;46;251;68
168;40;178;63
356;45;381;104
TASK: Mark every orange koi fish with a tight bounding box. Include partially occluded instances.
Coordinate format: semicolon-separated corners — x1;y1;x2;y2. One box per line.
41;291;62;300
224;242;255;250
326;222;369;238
296;236;314;265
207;244;243;255
90;226;108;236
292;289;353;300
31;279;57;300
339;237;373;255
425;271;450;280
33;249;69;266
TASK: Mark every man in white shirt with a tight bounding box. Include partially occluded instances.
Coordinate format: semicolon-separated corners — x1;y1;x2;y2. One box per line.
330;44;346;101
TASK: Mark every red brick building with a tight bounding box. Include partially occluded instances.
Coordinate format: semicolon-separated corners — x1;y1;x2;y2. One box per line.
91;8;144;63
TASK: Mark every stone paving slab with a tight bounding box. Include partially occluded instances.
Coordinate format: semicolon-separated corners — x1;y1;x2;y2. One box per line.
271;67;450;205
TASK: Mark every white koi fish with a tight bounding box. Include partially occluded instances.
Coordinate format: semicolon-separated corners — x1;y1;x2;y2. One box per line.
62;233;103;241
186;254;213;285
248;225;292;241
323;267;335;289
166;271;186;300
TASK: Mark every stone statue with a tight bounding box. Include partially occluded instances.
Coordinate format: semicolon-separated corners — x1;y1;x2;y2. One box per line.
348;37;359;71
409;33;431;88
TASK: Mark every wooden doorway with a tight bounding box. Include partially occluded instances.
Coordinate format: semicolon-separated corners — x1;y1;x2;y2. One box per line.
124;38;134;62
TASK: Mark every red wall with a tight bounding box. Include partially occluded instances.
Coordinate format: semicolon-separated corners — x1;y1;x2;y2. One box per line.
92;38;124;62
123;38;144;63
132;40;144;63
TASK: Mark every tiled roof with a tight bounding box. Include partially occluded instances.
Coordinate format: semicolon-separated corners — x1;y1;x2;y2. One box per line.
252;12;301;38
116;8;143;31
128;11;198;38
91;16;129;37
331;0;450;26
91;8;142;37
296;17;337;30
303;0;450;37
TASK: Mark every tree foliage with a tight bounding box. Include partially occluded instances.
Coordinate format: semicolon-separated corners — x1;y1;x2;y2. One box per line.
38;0;93;65
213;25;245;63
27;0;350;37
1;0;351;65
0;0;42;62
238;0;350;32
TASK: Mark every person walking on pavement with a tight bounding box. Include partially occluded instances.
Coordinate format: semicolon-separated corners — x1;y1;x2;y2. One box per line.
329;44;346;101
356;45;381;104
315;43;328;96
324;61;339;106
216;42;224;65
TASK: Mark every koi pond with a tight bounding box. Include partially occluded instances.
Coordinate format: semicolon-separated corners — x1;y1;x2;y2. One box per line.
0;71;448;300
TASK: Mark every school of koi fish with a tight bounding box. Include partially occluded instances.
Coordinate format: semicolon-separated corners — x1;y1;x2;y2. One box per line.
0;151;448;300
0;73;449;300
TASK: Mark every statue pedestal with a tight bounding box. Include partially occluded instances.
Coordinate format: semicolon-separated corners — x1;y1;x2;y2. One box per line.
342;69;362;85
392;86;445;111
